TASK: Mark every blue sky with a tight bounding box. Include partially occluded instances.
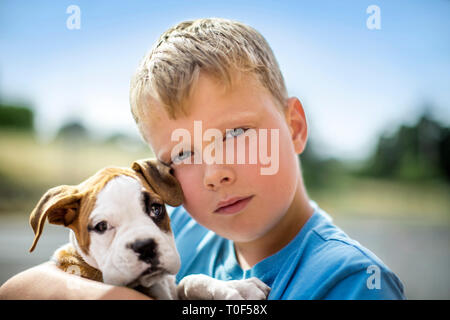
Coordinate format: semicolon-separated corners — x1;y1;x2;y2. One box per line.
1;0;449;159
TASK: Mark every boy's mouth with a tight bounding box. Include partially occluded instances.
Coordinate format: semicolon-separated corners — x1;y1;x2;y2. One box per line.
214;195;254;215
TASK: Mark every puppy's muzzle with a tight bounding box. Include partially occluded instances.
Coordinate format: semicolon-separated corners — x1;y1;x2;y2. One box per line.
128;238;159;267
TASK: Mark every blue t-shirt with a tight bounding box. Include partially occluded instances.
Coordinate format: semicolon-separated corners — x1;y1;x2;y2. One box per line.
168;201;405;300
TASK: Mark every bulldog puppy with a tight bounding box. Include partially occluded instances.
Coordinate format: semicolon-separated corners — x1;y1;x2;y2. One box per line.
29;159;270;300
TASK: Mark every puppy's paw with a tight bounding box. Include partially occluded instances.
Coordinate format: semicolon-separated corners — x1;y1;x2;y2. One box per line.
177;274;271;300
225;277;271;300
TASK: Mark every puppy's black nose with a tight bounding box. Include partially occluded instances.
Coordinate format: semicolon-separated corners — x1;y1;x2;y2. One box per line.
128;238;158;264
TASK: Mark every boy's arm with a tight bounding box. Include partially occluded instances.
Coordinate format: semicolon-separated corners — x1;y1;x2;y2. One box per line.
0;262;151;300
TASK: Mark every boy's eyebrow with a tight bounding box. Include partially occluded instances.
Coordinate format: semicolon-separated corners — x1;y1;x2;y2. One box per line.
212;112;258;129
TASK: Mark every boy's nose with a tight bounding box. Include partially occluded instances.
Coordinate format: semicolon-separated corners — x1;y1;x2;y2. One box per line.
203;165;235;191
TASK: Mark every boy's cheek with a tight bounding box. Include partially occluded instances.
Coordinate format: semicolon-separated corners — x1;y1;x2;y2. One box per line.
173;166;205;204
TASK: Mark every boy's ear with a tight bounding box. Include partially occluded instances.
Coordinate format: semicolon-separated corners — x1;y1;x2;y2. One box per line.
29;185;82;252
285;97;308;154
132;158;184;207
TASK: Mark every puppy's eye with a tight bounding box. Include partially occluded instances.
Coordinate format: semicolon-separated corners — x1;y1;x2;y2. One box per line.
142;191;165;222
93;221;108;234
150;203;164;220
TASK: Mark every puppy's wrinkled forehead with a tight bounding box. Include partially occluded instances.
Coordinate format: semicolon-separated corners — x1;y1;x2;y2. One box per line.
92;173;171;232
73;167;171;253
81;167;158;199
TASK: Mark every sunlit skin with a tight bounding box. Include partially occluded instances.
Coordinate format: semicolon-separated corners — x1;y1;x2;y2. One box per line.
140;72;314;269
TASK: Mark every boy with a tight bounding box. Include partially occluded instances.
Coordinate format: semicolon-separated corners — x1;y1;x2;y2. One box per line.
0;18;404;299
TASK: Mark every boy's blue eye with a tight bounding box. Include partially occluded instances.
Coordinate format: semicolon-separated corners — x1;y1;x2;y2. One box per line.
172;150;193;164
224;128;247;140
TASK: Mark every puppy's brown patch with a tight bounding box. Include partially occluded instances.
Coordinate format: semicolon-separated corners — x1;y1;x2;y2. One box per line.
53;244;102;282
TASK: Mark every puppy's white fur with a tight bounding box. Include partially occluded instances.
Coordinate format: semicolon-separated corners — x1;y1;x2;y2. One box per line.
70;176;179;287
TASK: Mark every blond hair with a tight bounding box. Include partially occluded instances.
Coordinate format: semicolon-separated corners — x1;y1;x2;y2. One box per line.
130;18;288;127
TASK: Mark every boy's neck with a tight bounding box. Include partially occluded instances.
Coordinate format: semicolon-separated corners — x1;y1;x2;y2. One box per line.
234;178;314;270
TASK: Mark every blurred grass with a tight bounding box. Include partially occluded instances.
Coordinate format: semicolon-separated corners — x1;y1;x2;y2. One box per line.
309;176;450;225
0;129;153;214
0;129;449;225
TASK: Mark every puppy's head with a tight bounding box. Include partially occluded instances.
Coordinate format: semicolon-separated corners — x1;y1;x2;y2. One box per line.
29;159;184;288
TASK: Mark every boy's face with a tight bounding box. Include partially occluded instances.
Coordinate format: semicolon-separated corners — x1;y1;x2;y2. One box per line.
140;72;307;243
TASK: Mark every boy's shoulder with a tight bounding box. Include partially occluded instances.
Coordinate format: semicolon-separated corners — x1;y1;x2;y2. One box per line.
167;204;405;299
270;205;405;299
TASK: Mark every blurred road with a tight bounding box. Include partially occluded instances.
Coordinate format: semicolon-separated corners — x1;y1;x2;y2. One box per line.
336;217;449;300
0;214;448;299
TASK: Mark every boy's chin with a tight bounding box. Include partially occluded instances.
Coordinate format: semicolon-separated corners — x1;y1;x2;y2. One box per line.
215;225;271;243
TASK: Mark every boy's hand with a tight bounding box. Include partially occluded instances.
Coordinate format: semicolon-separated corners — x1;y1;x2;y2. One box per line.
0;262;151;300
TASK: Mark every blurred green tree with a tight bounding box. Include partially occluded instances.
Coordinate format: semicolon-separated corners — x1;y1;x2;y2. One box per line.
0;103;34;131
55;120;89;141
361;110;450;182
300;141;346;191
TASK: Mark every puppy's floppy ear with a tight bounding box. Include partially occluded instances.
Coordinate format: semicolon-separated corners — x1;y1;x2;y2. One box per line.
132;158;184;207
29;185;82;252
